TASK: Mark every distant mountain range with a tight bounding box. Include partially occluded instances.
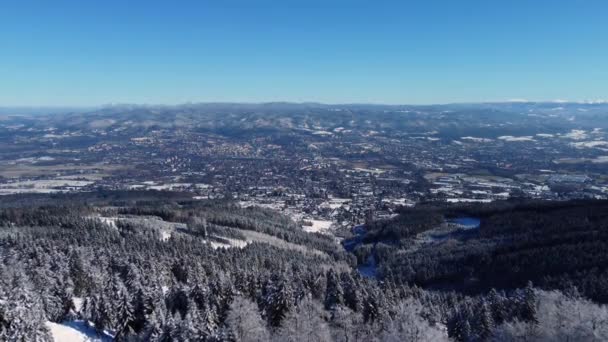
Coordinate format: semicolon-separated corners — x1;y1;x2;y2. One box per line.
2;102;607;139
1;100;608;115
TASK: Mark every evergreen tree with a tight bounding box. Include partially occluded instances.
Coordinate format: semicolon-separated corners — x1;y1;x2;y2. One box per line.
131;287;153;334
264;275;295;327
114;289;135;340
166;285;189;319
341;273;363;313
226;296;269;342
523;281;538;324
478;299;495;341
487;288;507;324
200;305;220;340
274;296;331;342
69;252;89;296
324;269;344;310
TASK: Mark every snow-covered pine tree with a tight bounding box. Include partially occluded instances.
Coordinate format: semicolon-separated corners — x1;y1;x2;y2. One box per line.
478;298;495;340
263;274;295;327
274;296;331;342
226;295;269;342
324;269;344;310
114;287;135;339
341;272;363;313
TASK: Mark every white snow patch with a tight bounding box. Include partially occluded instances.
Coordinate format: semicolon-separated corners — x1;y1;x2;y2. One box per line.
571;141;608;149
15;156;56;163
92;217;118;230
554;156;608;164
43;134;70;139
592;156;608;163
353;167;385;175
327;197;350;209
46;321;112;342
303;219;333;233
147;182;193;191
312;130;333;135
562;129;588;140
0;180;93;195
461;136;493;142
160;230;172;241
72;297;84;313
446;198;493;203
209;238;249;249
498;136;535;142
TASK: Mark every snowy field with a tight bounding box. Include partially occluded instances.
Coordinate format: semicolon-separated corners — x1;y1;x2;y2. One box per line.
326;197;350;209
555;156;608;164
446;198;493;203
562;129;588;140
461;136;493;142
209;237;249;249
90;215;251;249
498;135;535;142
302;219;333;233
0;179;93;195
127;182;210;191
571;140;608;149
46;321;113;342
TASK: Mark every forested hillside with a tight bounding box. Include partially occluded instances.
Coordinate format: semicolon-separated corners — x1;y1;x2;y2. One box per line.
358;200;608;303
1;192;607;341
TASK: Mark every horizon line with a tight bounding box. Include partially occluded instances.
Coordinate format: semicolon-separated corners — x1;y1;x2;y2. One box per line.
1;99;608;109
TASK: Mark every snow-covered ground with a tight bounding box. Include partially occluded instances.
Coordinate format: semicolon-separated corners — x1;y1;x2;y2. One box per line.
354;167;385;175
46;321;112;342
90;215;188;240
0;179;93;195
72;297;84;313
127;182;210;191
382;198;414;207
461;136;493;142
239;230;326;257
303;219;333;233
571;140;608;148
209;237;249;249
146;182;191;190
592;156;608;163
90;214;253;248
327;197;350;209
14;156;56;163
446;198;493;203
555;156;608;164
561;129;588;140
93;217;118;229
498;135;535;142
238;200;305;225
160;230;172;241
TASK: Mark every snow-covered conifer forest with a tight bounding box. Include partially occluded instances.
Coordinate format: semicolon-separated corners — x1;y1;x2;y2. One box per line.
1;191;607;341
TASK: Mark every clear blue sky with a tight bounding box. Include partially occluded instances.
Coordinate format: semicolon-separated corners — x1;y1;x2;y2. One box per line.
1;0;607;106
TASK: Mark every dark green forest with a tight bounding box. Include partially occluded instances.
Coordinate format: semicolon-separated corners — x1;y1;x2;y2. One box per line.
358;200;608;303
